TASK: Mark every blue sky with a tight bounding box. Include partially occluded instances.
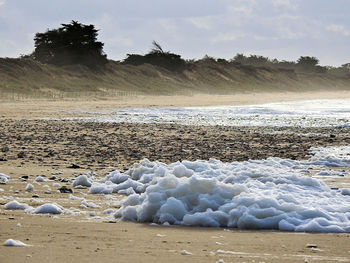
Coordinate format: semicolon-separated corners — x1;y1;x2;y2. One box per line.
0;0;349;66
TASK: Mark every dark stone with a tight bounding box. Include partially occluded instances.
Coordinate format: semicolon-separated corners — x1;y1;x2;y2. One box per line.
58;186;73;193
67;164;81;169
1;145;9;152
32;194;39;198
0;157;7;161
17;151;26;158
21;175;29;180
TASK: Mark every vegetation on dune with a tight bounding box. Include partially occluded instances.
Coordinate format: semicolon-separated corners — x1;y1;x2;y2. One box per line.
122;41;186;71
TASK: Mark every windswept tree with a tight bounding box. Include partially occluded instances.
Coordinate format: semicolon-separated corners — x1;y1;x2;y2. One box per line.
32;20;107;67
296;56;326;73
123;41;186;71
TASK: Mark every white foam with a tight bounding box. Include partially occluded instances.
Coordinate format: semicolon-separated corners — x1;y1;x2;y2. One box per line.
58;99;350;128
101;146;350;233
25;184;34;192
309;145;350;167
0;173;9;184
3;239;29;247
4;200;29;210
34;176;45;182
34;203;63;214
73;174;92;187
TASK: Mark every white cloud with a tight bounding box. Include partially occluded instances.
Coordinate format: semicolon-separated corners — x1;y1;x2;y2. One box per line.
326;24;349;36
270;0;297;9
0;0;6;6
211;33;246;43
226;0;256;16
187;16;213;30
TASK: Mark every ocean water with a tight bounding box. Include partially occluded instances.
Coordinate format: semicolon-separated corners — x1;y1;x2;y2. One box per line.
65;98;350;127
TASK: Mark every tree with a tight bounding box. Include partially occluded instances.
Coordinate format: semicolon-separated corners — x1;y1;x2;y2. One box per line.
297;56;319;67
32;20;107;67
296;56;326;73
122;41;186;71
341;63;350;70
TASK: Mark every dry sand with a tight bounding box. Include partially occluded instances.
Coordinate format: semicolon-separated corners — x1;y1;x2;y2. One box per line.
1;91;350;263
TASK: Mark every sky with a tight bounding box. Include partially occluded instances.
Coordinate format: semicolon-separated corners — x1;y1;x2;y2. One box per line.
0;0;349;66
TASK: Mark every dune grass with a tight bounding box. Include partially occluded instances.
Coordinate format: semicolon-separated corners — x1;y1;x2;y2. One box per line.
0;57;349;101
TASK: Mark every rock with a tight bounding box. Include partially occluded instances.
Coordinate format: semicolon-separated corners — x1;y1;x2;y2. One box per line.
17;151;26;158
0;157;7;161
21;175;29;181
1;145;9;152
32;194;39;198
306;244;317;248
58;186;73;193
67;164;81;169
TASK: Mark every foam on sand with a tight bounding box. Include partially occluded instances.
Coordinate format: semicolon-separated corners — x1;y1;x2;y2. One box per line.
34;203;63;214
81;145;350;233
73;174;92;187
0;173;9;184
3;239;29;247
4;200;29;210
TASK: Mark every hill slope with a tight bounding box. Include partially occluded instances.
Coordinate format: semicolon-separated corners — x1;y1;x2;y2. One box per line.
0;58;349;100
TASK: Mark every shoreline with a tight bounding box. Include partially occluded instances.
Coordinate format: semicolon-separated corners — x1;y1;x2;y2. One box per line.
1;90;350;120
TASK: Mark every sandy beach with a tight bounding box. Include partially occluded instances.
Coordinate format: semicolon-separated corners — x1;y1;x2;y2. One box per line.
1;91;350;263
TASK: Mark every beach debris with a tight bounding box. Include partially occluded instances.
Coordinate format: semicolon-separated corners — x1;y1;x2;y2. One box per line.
3;239;29;247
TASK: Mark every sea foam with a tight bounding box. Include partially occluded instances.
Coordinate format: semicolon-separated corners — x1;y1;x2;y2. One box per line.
82;145;350;232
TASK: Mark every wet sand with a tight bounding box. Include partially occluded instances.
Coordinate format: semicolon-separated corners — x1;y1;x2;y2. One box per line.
1;92;350;263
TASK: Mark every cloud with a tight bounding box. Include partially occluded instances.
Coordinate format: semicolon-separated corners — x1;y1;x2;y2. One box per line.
270;0;297;9
187;16;213;30
326;24;349;36
0;0;6;6
211;33;246;43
